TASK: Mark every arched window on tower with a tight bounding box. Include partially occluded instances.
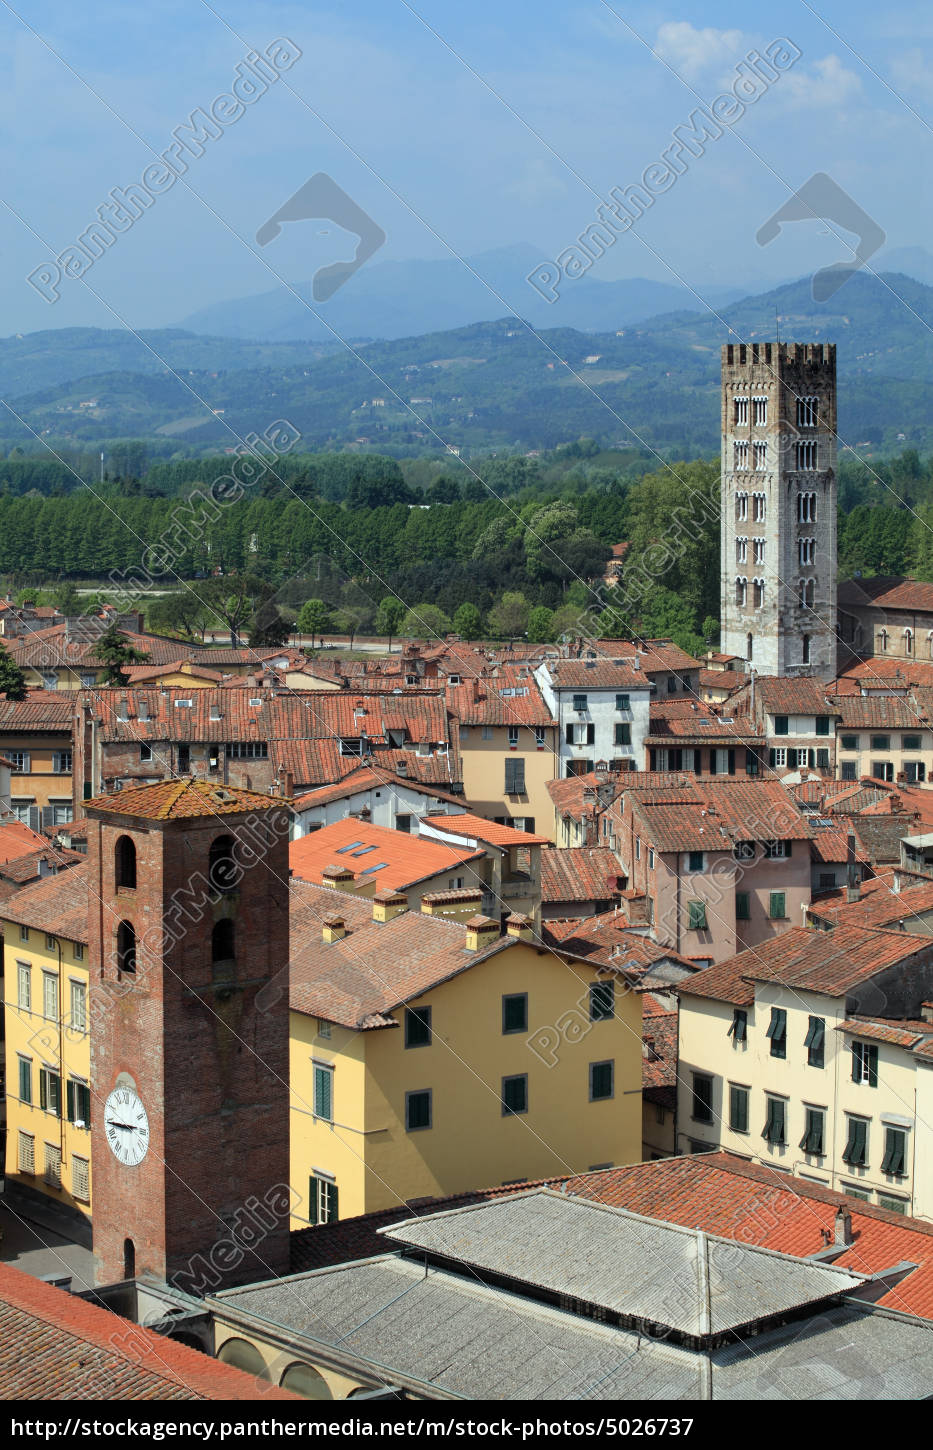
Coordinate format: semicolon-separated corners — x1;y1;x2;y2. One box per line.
735;576;747;608
208;834;238;894
802;635;811;665
212;918;235;964
117;921;136;974
124;1238;135;1279
878;629;889;653
115;835;136;889
904;628;914;656
753;579;764;609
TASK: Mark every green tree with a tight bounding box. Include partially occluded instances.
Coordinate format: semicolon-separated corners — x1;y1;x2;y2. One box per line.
91;624;151;686
147;591;211;640
526;605;555;643
297;597;332;647
488;591;530;639
249;601;291;648
399;603;451;639
0;643;27;700
332;605;370;650
375;596;405;648
453;601;483;639
200;574;272;648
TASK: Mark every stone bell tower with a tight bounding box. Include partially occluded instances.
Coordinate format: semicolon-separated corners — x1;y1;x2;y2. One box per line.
720;341;837;677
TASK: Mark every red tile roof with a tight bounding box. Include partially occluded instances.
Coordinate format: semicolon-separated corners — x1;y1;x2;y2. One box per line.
808;877;933;930
838;575;933;613
289;817;484;893
0;863;90;943
0;820;49;864
752;677;836;714
540;847;623;904
85;779;287;821
680;923;933;1004
0;1262;294;1399
0;845;84;885
292;767;464;813
543;660;653;691
421;813;550;847
626;777;809;853
835;1016;933;1050
0;691;75;730
446;669;556;727
542;909;695;977
830;694;930;729
289;880;511;1028
592;638;701;673
808;825;870;865
642;996;678;1093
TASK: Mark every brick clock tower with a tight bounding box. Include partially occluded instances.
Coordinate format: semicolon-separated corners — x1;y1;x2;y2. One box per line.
85;780;292;1291
720;341;837;677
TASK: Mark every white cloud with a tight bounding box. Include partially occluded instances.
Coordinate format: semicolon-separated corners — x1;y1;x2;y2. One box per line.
780;54;863;109
504;158;567;206
655;21;746;80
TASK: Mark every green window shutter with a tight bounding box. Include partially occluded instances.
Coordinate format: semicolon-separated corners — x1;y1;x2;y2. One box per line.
868;1046;878;1087
688;900;707;930
78;1083;91;1126
39;1071;47;1111
314;1065;333;1122
729;1085;748;1133
881;1129;905;1176
816;715;830;736
18;1059;30;1104
735;892;750;921
309;1178;319;1226
327;1181;339;1223
66;1080;75;1123
589;981;614;1021
774;715;789;736
769;892;785;919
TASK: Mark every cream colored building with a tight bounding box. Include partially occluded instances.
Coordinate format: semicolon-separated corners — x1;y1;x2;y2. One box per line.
446;669;558;832
677;923;933;1218
831;693;933;785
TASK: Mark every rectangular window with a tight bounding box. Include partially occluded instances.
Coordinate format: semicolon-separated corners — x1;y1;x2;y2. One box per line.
589;1060;614;1101
870;735;890;752
905;761;926;784
505;758;526;794
753;396;768;426
140;743;152;762
763;1097;786;1146
313;1063;334;1122
17;962;31;1011
18;1132;34;1175
840;735;859;751
572;694;587;712
805;1015;825;1068
502;1074;528;1116
691;1072;714;1123
728;1008;747;1043
688;850;704;873
589;980;614;1022
734;396;749;425
42;972;58;1021
729;1084;749;1133
66;1079;91;1127
502;993;528;1034
774;715;789;736
72;1155;90;1203
615;694;630;711
7;751;30;772
878;1194;907;1214
815;716;830;736
816;748;830;769
17;1056;31;1105
43;1143;62;1187
841;760;857;781
404;1006;432;1049
903;735;922;751
52;750;72;773
687;899;707;930
842;1117;868;1166
767;1007;787;1058
507;726;519;748
881;1127;907;1176
227;741;269;759
872;761;894;782
614;723;631;747
852;1041;878;1086
405;1088;432;1131
39;1068;61;1118
309;1174;339;1224
800;1107;825;1155
769;892;786;920
735;892;750;921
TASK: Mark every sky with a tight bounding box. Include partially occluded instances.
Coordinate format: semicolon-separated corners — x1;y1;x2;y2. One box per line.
0;0;929;334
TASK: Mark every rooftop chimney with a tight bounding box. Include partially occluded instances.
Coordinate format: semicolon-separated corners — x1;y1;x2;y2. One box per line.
505;913;534;942
321;864;355;891
464;914;500;951
321;914;346;943
834;1207;854;1247
372;889;409;923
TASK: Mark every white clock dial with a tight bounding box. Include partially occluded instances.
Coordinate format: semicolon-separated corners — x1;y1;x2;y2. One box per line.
104;1087;150;1166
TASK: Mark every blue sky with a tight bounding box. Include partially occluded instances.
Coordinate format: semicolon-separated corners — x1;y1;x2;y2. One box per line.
0;0;928;332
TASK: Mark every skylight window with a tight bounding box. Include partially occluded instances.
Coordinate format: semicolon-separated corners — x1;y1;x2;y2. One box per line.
360;862;388;874
350;845;377;856
335;841;364;853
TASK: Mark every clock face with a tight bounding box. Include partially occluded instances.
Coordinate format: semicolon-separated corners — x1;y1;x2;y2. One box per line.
104;1087;150;1166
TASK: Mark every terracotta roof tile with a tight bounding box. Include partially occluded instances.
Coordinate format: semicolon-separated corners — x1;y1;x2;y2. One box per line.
627;777;809;853
809;878;933;929
835;1016;933;1049
838;575;933;613
85;779;287;821
446;669;556;727
540;847;623;904
292;767;464;813
0;863;90;942
0;820;49;864
289;818;483;893
0;1261;294;1399
830;694;930;729
421;813;550;846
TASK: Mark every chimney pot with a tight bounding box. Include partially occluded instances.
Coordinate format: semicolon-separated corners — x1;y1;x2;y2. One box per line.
834;1207;854;1246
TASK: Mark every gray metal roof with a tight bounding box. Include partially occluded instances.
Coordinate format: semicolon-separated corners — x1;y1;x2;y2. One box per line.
378;1189;866;1336
213;1255;933;1400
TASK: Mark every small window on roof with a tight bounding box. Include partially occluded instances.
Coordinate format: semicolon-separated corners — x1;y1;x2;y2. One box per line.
335;841;364;853
350;845;376;856
360;862;388;874
249;697;262;706
173;699;193;708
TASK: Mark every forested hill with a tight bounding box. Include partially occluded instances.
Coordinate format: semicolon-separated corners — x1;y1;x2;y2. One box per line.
0;271;930;461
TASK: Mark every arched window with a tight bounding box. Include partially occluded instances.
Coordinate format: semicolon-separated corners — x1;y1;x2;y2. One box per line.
878;629;889;653
753;578;764;609
217;1338;269;1379
115;835;136;889
123;1238;135;1279
735;577;747;607
904;628;914;656
802;635;811;664
278;1362;333;1399
212;918;235;964
117;920;136;974
209;834;238;894
799;578;815;608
